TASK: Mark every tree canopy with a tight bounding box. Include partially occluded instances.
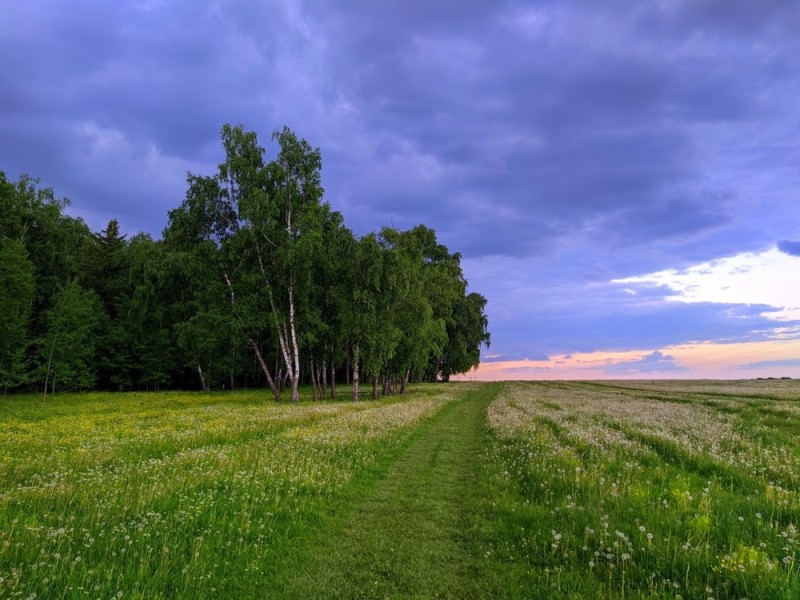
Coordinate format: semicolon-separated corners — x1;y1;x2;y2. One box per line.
0;126;490;397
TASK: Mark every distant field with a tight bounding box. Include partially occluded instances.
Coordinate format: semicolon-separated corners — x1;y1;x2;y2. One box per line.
583;378;800;400
1;381;798;598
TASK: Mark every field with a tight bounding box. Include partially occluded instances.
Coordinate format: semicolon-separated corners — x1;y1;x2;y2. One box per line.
0;385;472;599
1;381;799;598
485;381;800;598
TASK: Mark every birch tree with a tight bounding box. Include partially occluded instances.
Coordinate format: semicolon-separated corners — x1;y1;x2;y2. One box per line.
341;234;401;400
255;126;327;403
379;227;447;391
169;125;328;402
166;164;283;400
439;291;491;381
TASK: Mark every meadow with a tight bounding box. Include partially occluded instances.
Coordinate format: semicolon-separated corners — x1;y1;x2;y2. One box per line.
483;380;800;598
0;386;467;599
0;380;798;598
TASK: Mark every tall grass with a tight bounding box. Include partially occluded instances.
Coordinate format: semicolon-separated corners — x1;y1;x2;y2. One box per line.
0;386;465;599
481;381;800;598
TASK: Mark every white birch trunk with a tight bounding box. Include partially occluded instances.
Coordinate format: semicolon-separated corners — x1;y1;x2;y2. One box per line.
351;343;360;402
310;355;318;401
265;282;296;398
249;339;281;401
286;280;300;402
197;364;209;393
321;359;327;399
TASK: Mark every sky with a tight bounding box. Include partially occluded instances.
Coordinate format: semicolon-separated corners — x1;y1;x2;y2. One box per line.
2;0;800;380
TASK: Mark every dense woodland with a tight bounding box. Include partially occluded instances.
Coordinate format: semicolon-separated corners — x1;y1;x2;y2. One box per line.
0;125;490;400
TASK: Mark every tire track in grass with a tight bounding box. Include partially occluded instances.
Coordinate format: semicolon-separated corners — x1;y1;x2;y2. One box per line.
278;382;502;599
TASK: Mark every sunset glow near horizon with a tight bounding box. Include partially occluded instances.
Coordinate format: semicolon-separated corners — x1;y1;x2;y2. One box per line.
458;339;800;381
461;245;800;380
3;2;800;380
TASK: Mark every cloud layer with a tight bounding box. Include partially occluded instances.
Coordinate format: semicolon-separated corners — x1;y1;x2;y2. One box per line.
2;1;800;376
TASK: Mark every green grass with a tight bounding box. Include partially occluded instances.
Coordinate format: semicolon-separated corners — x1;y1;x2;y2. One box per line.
1;380;799;598
0;384;473;599
275;382;502;599
485;381;800;599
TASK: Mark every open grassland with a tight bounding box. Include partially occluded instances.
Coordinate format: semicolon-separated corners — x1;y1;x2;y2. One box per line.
1;380;799;599
0;385;473;599
483;380;800;598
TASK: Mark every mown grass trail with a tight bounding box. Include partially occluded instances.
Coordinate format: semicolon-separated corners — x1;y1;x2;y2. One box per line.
278;382;502;599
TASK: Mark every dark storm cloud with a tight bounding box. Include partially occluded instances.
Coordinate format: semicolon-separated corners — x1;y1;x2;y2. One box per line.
4;0;797;248
3;0;800;364
598;196;731;247
1;2;326;233
302;0;794;260
647;0;800;35
778;241;800;257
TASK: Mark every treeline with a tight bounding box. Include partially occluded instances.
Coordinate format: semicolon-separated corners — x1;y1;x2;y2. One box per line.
0;125;490;400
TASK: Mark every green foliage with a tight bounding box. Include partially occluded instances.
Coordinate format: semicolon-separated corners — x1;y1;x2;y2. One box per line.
175;308;245;390
439;291;491;381
37;279;103;393
385;229;447;362
0;239;34;391
1;173;92;335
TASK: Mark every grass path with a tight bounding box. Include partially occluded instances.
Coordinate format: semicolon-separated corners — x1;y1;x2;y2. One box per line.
277;382;502;599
